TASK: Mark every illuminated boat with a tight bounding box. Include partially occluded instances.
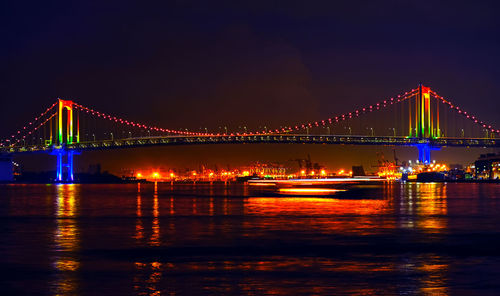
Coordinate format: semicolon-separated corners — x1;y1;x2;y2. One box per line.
247;177;384;196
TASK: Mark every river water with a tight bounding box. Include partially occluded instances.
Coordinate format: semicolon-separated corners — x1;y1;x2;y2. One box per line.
1;183;500;295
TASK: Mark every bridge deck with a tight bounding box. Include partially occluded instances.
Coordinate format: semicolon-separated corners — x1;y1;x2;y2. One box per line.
2;134;498;154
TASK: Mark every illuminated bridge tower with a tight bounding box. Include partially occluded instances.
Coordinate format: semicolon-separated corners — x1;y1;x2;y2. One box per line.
52;99;79;182
415;84;439;164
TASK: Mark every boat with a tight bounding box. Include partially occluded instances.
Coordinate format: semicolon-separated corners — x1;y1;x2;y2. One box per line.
247;177;384;196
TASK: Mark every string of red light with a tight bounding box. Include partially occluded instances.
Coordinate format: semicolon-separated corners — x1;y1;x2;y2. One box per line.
73;88;418;137
7;112;58;147
73;103;216;136
0;102;59;147
264;88;419;134
430;90;500;135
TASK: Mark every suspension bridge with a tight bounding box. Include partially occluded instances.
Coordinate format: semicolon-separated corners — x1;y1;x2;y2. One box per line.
1;84;498;182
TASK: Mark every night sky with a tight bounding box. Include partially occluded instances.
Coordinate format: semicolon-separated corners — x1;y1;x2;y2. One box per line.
2;1;499;173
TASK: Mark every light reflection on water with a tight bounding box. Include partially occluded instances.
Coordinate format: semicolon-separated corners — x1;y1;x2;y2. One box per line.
398;183;448;232
1;182;500;295
52;184;80;296
129;182;451;295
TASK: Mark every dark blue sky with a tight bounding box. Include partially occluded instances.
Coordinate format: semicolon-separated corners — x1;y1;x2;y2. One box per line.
2;1;499;171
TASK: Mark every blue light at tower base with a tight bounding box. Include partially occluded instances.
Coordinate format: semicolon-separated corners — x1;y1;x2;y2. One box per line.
52;149;77;183
416;144;439;165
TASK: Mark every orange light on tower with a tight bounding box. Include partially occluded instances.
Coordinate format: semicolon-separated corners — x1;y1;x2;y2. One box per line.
417;85;432;138
57;99;76;145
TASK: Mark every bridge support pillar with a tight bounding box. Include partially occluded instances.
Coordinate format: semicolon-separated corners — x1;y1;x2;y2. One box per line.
416;144;439;165
0;155;13;182
52;149;78;182
417;144;431;164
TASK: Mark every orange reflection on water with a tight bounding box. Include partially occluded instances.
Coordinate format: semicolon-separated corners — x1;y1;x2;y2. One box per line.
52;184;80;296
417;183;447;232
169;196;175;215
399;183;448;233
244;197;393;236
134;192;144;241
246;197;390;216
410;254;449;295
398;184;449;294
133;261;164;296
415;184;449;294
209;197;214;216
149;182;161;246
133;184;163;294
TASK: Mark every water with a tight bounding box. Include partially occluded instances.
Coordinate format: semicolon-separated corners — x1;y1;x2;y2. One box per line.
1;183;500;295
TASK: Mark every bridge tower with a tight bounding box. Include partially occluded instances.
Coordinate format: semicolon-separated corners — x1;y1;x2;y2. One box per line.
416;84;439;164
54;99;79;182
